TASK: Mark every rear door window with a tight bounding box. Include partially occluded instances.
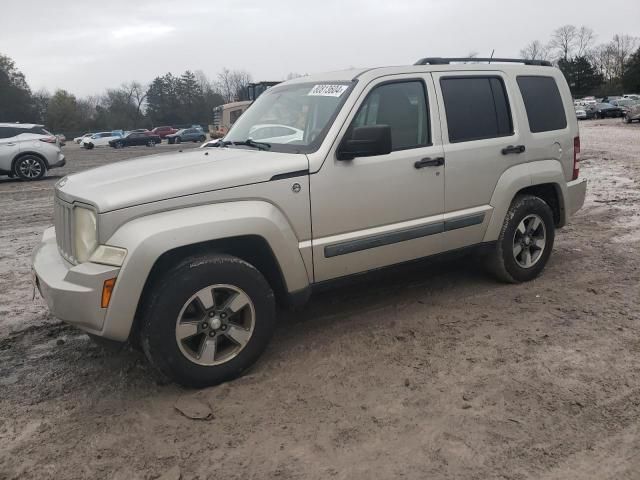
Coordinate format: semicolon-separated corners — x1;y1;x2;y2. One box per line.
0;127;19;139
516;76;567;132
440;76;513;143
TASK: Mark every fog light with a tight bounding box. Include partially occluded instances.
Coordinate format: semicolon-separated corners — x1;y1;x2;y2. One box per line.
101;278;116;308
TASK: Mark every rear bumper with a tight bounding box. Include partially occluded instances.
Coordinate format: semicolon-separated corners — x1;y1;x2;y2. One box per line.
566;178;587;217
32;227;120;335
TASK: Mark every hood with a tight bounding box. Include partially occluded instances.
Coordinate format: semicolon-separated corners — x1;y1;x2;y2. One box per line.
56;148;308;212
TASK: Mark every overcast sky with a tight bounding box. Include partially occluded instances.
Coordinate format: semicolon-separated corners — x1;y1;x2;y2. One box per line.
2;0;639;96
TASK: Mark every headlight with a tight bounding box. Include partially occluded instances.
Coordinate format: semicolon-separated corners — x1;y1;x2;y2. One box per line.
74;207;97;263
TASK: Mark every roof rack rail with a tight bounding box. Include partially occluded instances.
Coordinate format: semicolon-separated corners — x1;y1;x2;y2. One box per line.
414;57;553;67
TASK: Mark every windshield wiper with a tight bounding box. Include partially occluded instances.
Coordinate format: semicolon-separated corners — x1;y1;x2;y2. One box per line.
218;138;271;151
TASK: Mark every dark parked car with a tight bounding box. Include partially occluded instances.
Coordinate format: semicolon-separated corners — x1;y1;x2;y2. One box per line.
108;131;161;148
588;103;624;119
152;126;178;138
166;128;207;144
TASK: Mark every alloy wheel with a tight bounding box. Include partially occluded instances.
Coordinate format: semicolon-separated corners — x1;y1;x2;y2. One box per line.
175;284;255;366
512;214;546;268
18;158;43;179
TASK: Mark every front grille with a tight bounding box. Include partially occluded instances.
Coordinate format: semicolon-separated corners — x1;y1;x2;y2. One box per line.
54;197;75;263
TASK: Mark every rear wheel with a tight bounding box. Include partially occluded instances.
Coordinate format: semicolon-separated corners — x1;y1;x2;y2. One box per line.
14;155;46;181
199;135;206;142
485;195;555;283
140;254;276;388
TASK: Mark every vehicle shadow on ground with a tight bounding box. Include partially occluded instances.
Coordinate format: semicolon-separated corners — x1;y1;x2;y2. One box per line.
1;250;502;403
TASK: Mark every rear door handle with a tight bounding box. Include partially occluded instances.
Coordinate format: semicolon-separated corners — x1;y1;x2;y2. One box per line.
502;145;526;155
414;157;444;169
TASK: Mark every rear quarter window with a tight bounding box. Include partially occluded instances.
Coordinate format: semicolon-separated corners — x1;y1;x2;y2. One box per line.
517;76;567;133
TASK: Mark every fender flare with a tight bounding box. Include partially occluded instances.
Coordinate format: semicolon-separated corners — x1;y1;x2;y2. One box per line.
100;200;310;341
483;160;567;242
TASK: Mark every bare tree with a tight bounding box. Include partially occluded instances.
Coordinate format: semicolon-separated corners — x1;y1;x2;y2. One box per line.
520;40;551;61
609;34;638;78
122;81;148;120
576;26;596;57
549;25;578;60
216;68;252;103
589;44;617;82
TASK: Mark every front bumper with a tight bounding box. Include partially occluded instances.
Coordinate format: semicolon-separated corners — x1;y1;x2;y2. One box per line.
566;178;587;216
32;227;120;335
50;152;66;169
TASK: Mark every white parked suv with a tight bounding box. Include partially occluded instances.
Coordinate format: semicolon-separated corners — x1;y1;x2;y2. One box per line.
0;123;66;180
33;58;587;387
81;131;122;149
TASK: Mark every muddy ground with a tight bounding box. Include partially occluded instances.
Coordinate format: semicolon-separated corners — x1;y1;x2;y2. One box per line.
1;121;639;480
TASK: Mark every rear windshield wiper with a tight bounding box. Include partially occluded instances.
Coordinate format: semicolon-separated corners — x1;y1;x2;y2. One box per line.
218;138;271;151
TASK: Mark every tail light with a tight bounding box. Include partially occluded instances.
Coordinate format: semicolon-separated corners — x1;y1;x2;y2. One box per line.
40;136;57;144
572;136;580;180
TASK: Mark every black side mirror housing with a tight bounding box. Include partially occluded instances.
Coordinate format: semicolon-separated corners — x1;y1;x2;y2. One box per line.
337;125;392;161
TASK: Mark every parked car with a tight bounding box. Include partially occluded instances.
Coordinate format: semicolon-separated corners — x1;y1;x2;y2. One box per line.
74;133;93;144
81;131;123;149
609;98;639;116
0;123;66;180
588;103;623;119
32;57;586;387
575;108;588;120
109;131;161;148
151;126;178;139
166;128;207;144
623;94;640;100
624;102;640;123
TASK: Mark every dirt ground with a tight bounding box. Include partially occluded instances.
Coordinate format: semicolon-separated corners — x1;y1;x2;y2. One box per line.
1;121;639;480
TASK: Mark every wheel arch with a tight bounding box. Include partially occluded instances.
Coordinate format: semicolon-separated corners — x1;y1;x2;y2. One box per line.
484;160;568;242
100;201;311;342
12;150;49;171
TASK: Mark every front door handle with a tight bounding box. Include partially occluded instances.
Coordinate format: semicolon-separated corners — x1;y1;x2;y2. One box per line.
502;145;526;155
414;157;444;169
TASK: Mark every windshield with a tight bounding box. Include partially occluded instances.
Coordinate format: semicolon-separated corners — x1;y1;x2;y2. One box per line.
224;81;355;153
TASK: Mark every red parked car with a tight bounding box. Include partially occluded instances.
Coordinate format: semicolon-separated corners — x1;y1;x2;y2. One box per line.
151;126;178;139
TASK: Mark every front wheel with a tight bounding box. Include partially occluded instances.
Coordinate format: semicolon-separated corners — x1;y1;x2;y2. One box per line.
115;141;124;149
147;139;155;147
198;136;206;142
14;155;46;180
485;195;555;283
140;254;276;388
175;137;181;144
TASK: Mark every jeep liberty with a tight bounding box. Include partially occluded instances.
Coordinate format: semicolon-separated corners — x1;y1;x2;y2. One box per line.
32;58;587;387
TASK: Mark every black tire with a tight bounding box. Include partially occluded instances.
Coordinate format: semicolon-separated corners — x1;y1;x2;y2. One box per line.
140;254;276;388
485;195;555;283
594;112;601;120
168;138;174;145
147;139;155;147
115;141;124;149
175;137;181;144
14;155;47;181
85;142;94;150
624;115;631;124
198;136;206;142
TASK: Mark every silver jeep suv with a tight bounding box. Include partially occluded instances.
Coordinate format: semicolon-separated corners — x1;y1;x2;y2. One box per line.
32;58;587;387
0;123;66;180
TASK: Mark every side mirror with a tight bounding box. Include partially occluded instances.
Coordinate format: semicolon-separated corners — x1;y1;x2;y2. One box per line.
337;125;392;161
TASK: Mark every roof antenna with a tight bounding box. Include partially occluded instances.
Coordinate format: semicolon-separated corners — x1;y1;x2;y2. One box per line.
489;49;495;64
